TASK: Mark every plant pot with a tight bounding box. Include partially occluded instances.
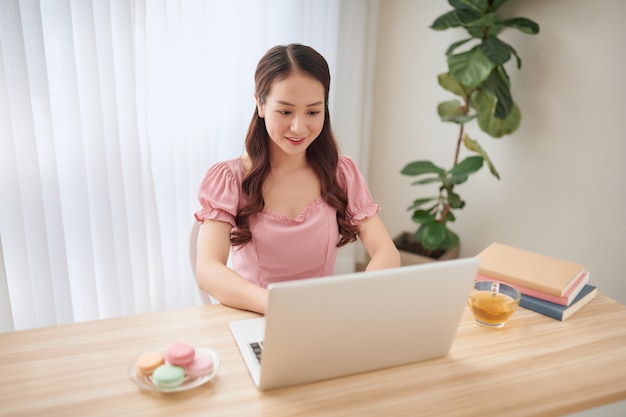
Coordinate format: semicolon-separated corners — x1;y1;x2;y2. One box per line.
393;232;460;266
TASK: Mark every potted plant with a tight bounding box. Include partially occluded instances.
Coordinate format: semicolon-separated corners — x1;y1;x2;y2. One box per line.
397;0;539;263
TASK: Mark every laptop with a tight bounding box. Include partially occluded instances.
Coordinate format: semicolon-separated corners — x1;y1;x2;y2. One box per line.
229;257;479;391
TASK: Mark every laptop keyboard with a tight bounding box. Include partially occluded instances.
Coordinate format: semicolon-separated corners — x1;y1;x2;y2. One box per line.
249;341;263;364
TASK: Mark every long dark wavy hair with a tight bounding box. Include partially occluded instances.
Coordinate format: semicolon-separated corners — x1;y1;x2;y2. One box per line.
231;44;358;248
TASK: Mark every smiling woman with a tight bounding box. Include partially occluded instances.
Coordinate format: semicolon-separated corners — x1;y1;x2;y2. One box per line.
0;0;380;331
193;44;400;314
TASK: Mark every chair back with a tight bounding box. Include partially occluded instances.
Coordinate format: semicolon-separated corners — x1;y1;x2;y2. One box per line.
189;222;218;304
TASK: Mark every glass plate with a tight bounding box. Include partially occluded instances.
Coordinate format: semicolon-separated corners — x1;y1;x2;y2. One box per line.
128;347;220;393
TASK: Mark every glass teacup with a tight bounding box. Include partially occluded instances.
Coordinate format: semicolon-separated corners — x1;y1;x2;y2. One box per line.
468;281;521;328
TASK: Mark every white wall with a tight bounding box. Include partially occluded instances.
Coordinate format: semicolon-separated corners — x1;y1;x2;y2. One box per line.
369;0;626;305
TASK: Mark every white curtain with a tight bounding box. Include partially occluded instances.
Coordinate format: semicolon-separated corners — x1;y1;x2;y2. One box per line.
0;0;377;332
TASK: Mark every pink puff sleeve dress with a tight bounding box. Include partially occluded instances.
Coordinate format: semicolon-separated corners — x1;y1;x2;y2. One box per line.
194;155;379;288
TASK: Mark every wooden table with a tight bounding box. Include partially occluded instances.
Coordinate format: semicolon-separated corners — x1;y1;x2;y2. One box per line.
1;294;625;417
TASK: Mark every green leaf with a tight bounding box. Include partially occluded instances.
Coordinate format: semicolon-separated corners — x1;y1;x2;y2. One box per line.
507;43;522;69
401;160;445;176
482;67;513;119
446;155;484;185
441;228;460;250
445;38;473;56
431;11;462;30
463;134;500;179
466;26;484;38
451;175;470;186
489;0;510;12
438;99;463;117
447;189;465;209
414;223;460;252
472;90;521;137
447;47;495;87
479;36;512;65
412;210;436;224
420;222;448;251
449;0;489;15
484;103;521;137
499;17;540;35
411;177;443;186
446;174;468;185
449;155;484;177
438;100;475;124
444;114;476;124
470;87;493;111
464;12;499;28
408;197;436;211
438;73;471;98
455;9;484;26
439;208;456;222
485;24;504;37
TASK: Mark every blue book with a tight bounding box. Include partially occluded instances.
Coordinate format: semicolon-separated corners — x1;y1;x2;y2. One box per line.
519;284;598;321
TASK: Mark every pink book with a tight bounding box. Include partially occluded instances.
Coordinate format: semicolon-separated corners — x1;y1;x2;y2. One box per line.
475;270;590;306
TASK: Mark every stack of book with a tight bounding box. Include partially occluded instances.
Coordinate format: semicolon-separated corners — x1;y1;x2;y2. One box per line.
476;242;598;321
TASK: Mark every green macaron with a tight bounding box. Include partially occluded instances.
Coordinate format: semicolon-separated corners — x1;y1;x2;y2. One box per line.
152;364;185;389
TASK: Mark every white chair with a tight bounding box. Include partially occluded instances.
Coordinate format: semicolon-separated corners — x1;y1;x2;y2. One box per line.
189;221;219;305
0;236;15;332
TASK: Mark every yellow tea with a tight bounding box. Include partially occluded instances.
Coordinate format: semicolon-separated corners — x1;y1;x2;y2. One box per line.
468;290;519;326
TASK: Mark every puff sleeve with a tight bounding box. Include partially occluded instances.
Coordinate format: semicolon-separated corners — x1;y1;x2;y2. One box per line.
194;161;241;227
336;155;380;225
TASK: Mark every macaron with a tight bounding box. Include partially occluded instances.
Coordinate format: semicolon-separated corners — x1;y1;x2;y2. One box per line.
151;364;186;389
164;342;195;366
185;355;214;379
136;351;165;376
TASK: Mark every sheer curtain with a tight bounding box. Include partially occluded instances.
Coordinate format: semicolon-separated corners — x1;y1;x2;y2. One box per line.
0;0;378;332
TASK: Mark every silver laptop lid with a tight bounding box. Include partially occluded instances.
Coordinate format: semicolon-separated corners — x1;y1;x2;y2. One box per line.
255;257;479;391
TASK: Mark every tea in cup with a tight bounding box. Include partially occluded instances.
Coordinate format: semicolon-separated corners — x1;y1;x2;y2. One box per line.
468;281;520;328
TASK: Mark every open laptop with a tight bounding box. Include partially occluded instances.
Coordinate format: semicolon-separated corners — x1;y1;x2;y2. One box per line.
229;257;479;391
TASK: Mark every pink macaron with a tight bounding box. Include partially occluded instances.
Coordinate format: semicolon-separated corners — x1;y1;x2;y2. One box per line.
185;355;214;379
164;342;195;366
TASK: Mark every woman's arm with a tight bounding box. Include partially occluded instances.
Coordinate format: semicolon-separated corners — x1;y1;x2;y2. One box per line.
195;220;267;314
358;214;401;271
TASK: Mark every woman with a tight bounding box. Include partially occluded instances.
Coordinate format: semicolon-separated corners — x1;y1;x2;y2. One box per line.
194;44;400;313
